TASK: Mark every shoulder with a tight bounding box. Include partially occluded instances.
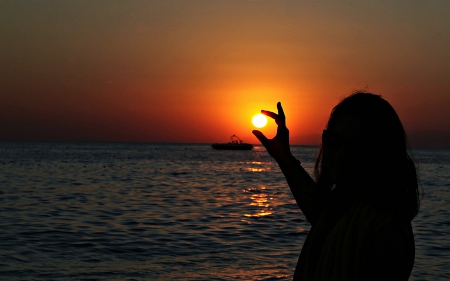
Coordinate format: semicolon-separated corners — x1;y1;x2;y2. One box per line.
373;219;414;258
365;219;415;281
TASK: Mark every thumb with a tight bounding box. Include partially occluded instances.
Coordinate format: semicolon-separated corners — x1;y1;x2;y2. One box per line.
252;130;268;146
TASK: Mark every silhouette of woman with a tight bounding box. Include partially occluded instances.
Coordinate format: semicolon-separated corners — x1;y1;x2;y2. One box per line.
253;92;419;281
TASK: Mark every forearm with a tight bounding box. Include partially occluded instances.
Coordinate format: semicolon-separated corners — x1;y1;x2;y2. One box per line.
278;157;317;223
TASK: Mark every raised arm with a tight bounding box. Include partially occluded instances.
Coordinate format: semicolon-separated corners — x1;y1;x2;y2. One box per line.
252;102;317;222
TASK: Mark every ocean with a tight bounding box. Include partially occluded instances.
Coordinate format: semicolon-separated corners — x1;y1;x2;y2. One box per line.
0;142;449;280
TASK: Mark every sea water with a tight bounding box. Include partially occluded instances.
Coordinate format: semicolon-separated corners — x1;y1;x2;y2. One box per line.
0;142;449;280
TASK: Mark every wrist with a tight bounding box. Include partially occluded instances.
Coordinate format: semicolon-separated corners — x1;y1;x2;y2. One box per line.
277;156;301;170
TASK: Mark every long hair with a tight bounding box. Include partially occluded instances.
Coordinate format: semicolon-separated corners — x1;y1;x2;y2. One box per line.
314;92;420;220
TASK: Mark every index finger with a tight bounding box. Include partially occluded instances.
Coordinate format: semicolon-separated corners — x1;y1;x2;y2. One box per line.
261;102;286;126
261;110;282;125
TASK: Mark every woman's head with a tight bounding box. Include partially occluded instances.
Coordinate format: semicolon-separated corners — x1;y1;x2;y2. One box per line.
315;92;420;219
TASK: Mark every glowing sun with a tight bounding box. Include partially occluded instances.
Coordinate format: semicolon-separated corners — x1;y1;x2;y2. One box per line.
252;114;267;128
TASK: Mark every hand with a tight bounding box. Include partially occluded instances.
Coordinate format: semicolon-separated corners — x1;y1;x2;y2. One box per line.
252;102;295;165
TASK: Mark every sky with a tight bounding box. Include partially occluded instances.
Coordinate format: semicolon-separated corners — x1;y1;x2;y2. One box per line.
1;0;449;147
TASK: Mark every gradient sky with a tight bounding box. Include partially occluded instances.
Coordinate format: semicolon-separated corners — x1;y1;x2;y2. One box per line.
1;0;449;147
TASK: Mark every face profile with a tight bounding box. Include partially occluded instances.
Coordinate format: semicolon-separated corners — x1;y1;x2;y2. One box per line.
321;113;366;185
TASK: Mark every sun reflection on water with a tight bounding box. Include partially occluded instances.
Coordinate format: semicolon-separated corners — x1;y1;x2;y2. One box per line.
243;186;274;218
246;168;265;172
243;161;272;173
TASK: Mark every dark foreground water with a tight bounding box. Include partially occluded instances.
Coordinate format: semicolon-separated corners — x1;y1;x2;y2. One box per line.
0;142;449;280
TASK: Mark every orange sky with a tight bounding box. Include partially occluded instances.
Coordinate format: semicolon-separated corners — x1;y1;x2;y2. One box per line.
1;1;449;147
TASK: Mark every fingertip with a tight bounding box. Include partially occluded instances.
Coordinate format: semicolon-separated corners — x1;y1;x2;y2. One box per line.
252;130;267;144
252;129;264;138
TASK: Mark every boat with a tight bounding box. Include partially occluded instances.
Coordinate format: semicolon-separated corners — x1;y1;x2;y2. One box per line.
211;135;254;150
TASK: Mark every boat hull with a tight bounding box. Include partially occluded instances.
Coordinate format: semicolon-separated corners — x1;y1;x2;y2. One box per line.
211;143;253;150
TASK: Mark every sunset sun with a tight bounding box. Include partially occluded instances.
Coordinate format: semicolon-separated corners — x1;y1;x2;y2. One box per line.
252;114;267;128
